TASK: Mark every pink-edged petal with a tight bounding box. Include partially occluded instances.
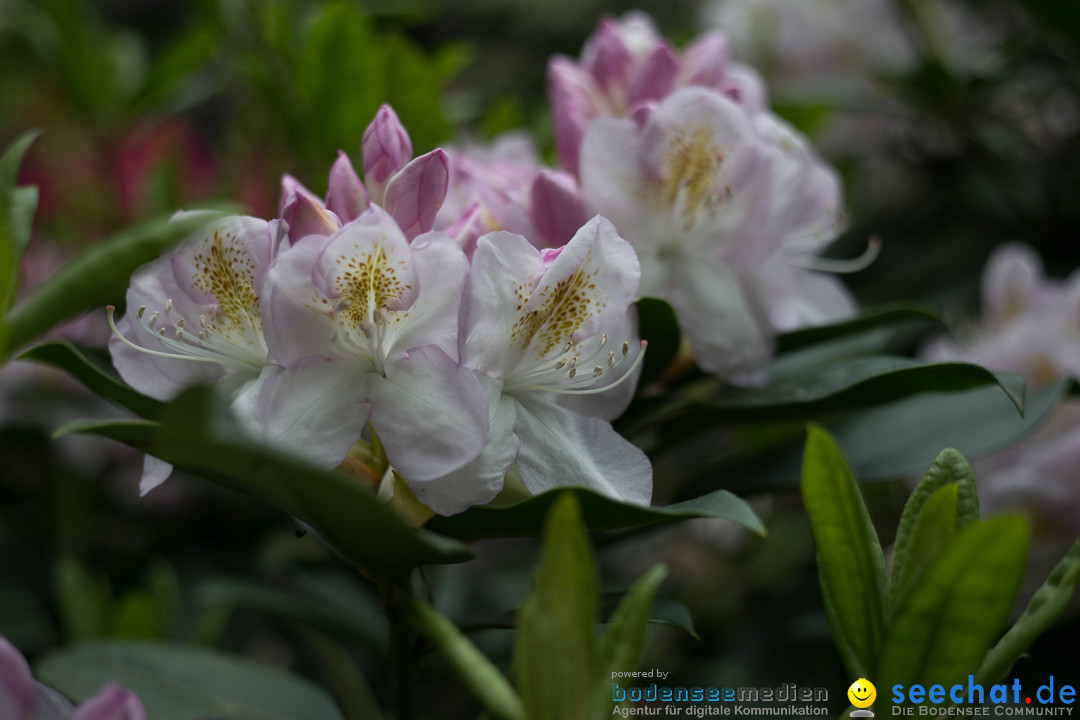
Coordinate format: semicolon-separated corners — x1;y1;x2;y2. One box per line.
409;376;519;515
71;683;146;720
0;638;35;720
460;232;546;375
326;151;369;222
582;17;634;91
383;232;468;360
383;149;450;241
529;215;640;341
368;345;489;482
362;104;413;203
547;57;599;176
255;356;372;468
512;394;651;505
261;233;337;366
528;169;588;248
627;43;678;107
278;174;317;215
678;32;729;89
719;63;768;115
312;205;420;313
139;455;174;496
280;192;341;244
579;116;651;244
662;251;772;386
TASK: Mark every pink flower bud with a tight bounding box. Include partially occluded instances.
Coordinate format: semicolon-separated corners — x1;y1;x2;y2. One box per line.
326;151;368;222
529;170;587;248
362;104;413;203
281;191;341;244
678;32;729;89
384;149;449;240
627;44;678;108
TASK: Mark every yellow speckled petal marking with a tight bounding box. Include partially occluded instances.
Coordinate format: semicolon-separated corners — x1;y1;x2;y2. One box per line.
332;244;412;331
511;261;607;357
190;228;262;338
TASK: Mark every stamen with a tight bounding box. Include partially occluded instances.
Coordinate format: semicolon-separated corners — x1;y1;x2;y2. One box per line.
137;306;146;320
149;312;158;329
105;306;262;368
788;236;881;274
546;341;649;396
165;299;173;313
568;367;577;379
607;351;615;367
593;365;603;376
622;341;629;356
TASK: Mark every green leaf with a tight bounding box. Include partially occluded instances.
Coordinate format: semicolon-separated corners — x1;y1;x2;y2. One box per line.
60;387;474;577
406;596;526;720
53;554;109;643
36;641;345;720
801;425;889;678
106;589;165;639
601;591;698;640
878;517;1028;697
706;358;1025;420
2;210;227;358
775;303;940;355
891;483;958;608
426;486;765;540
977;535;1080;684
0;131;41;350
715;379;1067;495
20;342;164;418
592;564;668;716
891;448;980;604
513;493;597;720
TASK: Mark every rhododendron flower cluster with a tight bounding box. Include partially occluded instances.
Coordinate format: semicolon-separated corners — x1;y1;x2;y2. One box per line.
109;107;648;516
108;12;857;512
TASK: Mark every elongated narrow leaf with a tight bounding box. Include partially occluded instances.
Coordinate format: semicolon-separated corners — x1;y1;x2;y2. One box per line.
891;448;979;603
891;484;958;608
37;641;345;720
601;591;698;640
427;486;764;540
801;425;889;678
513;493;597;720
406;597;526;720
60;387;473;576
2;210;227;357
776;303;940;354
878;517;1028;697
0;131;41;350
977;535;1080;684
592;564;668;716
713;380;1066;495
21;342;164;418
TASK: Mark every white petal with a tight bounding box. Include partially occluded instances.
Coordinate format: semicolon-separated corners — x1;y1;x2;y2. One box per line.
139;455;174;496
368;345;489;482
660;251;772;386
512;394;651;505
554;306;642;421
408;376;519;515
580;117;653;247
255;356;372;468
261;234;338;366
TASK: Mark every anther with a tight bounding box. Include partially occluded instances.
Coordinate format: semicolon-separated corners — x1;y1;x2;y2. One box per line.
149;312;159;329
177;318;185;329
599;334;608;347
554;360;565;369
165;299;173;313
158;327;166;336
607;351;615;367
137;306;146;320
593;365;603;376
569;367;577;379
622;341;629;356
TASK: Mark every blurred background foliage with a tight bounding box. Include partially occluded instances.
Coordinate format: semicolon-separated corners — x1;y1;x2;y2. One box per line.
2;0;1080;718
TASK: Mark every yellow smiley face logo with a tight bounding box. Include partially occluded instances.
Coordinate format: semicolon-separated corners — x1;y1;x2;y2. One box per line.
848;678;876;709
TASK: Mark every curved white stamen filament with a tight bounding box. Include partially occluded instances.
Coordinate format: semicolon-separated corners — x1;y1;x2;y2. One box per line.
510;338;648;396
788;236;881;274
107;304;263;370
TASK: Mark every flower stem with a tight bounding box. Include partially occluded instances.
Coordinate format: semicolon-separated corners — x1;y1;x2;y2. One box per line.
384;577;419;720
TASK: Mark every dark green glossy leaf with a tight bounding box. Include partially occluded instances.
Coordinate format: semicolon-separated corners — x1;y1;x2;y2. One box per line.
513;493;596;720
878;517;1028;697
406;596;526;720
426;486;765;540
775;304;940;355
0;131;41;350
712;379;1065;495
2;210;227;358
977;535;1080;684
37;641;345;720
600;591;698;640
61;387;473;577
20;342;164;418
801;425;888;678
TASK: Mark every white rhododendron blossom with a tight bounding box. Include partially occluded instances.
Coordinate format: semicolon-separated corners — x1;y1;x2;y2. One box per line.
257;205;490;486
580;87;853;385
413;215;650;515
108;214;285;494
